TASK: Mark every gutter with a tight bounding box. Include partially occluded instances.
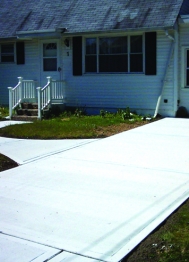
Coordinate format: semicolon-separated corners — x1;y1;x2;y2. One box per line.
0;37;17;41
16;28;67;35
62;26;174;36
16;28;67;39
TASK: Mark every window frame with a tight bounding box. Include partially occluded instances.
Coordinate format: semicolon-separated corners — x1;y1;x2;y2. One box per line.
0;43;15;63
42;42;58;72
84;34;144;74
181;46;189;89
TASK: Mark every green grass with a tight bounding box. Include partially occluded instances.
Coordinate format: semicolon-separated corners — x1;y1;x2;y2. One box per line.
125;199;189;262
0;112;145;139
158;202;189;262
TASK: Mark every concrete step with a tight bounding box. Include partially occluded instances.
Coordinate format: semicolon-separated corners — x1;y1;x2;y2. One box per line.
17;109;38;116
21;102;38;109
11;115;38;121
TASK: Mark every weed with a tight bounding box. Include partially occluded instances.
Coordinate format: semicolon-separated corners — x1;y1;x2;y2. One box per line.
100;109;109;117
0;106;9;120
74;108;86;117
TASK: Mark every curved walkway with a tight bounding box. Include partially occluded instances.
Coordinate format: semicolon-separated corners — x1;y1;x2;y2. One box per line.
0;118;189;262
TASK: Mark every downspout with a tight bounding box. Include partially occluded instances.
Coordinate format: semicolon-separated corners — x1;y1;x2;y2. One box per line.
173;24;179;116
153;30;175;118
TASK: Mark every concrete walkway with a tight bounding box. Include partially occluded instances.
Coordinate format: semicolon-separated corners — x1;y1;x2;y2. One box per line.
0;118;189;262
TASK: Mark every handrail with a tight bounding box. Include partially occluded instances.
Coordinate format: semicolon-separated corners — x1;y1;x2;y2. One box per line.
8;76;65;120
8;77;37;119
8;77;23;118
37;76;52;119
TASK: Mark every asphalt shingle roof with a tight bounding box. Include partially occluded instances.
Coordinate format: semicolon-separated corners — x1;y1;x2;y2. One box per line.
0;0;186;38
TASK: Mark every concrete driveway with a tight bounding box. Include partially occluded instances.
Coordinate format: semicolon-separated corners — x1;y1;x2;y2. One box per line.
0;118;189;262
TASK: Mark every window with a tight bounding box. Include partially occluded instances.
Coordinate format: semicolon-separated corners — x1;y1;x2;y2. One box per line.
182;48;189;88
1;44;14;62
85;35;143;73
186;50;189;87
73;33;156;76
85;38;97;72
43;43;57;71
130;36;143;72
99;37;128;72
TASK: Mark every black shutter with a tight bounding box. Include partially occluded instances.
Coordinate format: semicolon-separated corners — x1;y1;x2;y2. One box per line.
73;36;82;76
145;32;156;75
16;42;25;64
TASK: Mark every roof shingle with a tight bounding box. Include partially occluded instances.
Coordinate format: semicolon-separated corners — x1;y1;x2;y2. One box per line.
0;0;186;38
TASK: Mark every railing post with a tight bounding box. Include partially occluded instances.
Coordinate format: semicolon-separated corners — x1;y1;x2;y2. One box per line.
17;76;23;104
46;76;52;104
8;87;13;119
37;87;42;120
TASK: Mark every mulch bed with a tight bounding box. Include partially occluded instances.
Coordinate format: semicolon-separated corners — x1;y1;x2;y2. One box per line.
0;154;18;172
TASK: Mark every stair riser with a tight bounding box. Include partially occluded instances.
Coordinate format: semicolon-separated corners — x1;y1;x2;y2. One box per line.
21;103;38;109
17;109;38;116
11;116;38;121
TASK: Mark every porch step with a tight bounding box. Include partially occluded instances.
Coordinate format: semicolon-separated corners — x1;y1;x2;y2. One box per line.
21;102;38;109
17;109;38;116
12;102;39;121
11;115;38;121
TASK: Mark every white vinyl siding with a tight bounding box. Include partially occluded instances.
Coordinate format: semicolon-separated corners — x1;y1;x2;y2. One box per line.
64;32;175;116
0;31;176;117
0;40;40;105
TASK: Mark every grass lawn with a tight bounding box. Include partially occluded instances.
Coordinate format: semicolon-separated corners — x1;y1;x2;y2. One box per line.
0;113;148;139
0;108;189;262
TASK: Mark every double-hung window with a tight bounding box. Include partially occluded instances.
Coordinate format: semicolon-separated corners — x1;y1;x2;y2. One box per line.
0;42;25;64
186;50;189;87
85;38;97;72
99;37;128;72
130;36;143;72
1;44;15;62
85;35;143;73
181;47;189;88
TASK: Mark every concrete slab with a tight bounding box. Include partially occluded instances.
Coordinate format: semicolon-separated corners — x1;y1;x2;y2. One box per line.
0;137;98;165
0;118;189;262
0;120;30;129
49;252;99;261
0;233;61;262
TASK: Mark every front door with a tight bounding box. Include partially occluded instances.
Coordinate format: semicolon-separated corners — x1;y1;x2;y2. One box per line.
40;40;62;86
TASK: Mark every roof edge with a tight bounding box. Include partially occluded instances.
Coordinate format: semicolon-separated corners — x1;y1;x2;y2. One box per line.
63;26;175;36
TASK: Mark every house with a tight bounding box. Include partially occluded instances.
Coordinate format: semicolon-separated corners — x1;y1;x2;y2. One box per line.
0;0;189;117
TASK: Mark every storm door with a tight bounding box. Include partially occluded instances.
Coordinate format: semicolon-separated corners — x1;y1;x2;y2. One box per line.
40;40;62;85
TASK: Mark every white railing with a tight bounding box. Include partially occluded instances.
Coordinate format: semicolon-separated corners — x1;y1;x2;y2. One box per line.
8;77;37;118
23;80;37;99
8;76;65;119
51;80;64;100
37;77;65;119
37;76;51;119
